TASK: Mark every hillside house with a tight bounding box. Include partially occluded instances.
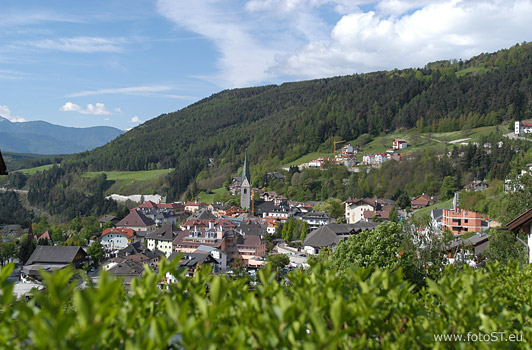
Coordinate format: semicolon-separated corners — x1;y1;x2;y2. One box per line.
465;180;488;192
308;157;333;168
515;121;532;135
392;139;408;150
411;194;437;209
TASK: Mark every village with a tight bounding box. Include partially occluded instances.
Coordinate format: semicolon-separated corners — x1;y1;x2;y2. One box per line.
7;134;530;298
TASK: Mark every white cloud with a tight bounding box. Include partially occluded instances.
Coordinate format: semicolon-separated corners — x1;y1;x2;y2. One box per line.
23;36;127;53
59;102;82;112
157;0;532;86
113;107;122;113
0;105;26;122
130;116;142;123
67;85;175;97
60;102;111;115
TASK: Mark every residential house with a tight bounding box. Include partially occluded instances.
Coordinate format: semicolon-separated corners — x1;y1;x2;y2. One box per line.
187;208;217;221
514;121;532;135
392;139;408;150
146;223;179;257
115;210;156;240
101;227;137;250
23;246;87;278
447;232;490;258
411;194;437;209
184;201;207;214
362;153;387;165
303;222;379;255
117;241;164;270
105;259;144;287
465;180;488;192
344;198;394;224
209;202;232;217
441;208;487;235
98;215;119;228
308;157;333;168
300;211;333;230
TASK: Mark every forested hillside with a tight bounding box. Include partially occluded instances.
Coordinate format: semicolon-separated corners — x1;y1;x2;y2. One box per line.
72;43;532;200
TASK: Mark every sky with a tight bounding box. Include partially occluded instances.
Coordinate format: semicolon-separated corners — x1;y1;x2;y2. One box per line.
1;0;532;130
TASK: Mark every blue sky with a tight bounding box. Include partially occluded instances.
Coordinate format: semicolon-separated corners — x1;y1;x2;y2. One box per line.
1;0;532;130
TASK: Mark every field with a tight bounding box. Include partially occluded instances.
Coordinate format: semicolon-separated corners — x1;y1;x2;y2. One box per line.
196;187;230;203
20;164;55;175
84;169;173;181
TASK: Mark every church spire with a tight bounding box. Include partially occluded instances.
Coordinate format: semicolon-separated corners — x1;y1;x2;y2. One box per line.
241;153;251;184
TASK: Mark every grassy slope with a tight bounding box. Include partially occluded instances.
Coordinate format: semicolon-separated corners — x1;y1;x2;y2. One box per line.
20;164;55;175
196;187;229;203
412;198;454;219
84;169;172;181
283;125;510;168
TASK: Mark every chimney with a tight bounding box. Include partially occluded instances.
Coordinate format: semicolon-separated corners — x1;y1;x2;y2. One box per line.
453;192;459;211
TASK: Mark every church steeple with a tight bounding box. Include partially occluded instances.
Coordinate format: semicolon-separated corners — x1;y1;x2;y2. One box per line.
240;153;251;210
241;153;251;184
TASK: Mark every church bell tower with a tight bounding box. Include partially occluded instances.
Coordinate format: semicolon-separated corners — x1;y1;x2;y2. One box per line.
240;154;251;210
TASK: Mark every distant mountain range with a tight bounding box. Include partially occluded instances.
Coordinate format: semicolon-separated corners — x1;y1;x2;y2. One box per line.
0;117;123;154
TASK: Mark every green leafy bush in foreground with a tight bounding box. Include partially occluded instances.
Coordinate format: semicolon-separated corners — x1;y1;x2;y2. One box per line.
0;259;531;349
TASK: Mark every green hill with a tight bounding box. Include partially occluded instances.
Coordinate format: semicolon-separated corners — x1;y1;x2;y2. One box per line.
69;43;532;200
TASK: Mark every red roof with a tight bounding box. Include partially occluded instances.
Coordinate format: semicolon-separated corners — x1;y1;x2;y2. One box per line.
157;202;184;210
37;231;51;240
102;227;135;239
394;139;407;142
521;122;532;127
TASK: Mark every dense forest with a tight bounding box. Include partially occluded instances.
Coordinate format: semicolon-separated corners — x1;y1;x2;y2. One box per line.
67;42;532;200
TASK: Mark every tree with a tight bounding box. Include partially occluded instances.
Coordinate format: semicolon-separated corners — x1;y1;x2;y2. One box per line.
314;198;344;218
396;193;411;209
266;254;290;280
440;176;460;200
18;234;36;265
389;206;399;223
0;241;17;266
282;218;294;242
87;242;105;266
331;222;403;273
300;222;309;243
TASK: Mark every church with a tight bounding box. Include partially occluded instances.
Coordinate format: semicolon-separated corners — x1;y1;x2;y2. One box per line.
240;154;251;210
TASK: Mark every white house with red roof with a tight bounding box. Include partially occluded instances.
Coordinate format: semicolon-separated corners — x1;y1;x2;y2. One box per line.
101;228;136;250
515;121;532;135
392;139;408;150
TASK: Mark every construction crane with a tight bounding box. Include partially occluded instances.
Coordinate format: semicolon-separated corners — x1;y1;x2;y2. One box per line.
0;149;7;175
333;140;346;157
